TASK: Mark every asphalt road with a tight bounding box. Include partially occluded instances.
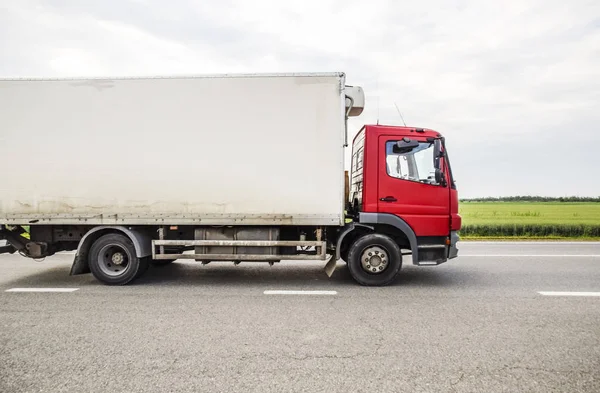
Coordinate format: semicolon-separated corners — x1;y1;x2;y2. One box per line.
1;242;599;393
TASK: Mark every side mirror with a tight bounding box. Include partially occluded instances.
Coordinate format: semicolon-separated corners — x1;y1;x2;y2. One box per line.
433;139;443;169
435;168;447;187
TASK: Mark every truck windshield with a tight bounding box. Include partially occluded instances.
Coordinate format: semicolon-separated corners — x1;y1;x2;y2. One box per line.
385;141;438;185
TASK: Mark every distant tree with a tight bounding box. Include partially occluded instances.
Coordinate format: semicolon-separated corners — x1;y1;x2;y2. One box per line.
460;196;600;203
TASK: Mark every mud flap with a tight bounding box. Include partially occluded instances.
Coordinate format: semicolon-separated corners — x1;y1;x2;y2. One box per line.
324;254;337;278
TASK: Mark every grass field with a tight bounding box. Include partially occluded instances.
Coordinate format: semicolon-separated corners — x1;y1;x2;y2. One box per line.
460;202;600;225
459;202;600;239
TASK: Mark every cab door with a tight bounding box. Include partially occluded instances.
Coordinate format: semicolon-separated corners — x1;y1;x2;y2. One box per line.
377;135;450;236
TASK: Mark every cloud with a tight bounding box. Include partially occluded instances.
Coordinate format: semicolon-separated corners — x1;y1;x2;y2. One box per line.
1;0;599;197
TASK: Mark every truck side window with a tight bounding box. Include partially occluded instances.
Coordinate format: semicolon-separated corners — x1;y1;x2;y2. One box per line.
350;130;365;209
385;141;438;185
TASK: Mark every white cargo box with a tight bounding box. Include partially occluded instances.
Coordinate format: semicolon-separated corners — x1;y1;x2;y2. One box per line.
0;73;349;226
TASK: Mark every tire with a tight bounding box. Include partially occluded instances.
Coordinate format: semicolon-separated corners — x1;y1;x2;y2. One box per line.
347;233;402;286
151;259;176;266
88;233;148;285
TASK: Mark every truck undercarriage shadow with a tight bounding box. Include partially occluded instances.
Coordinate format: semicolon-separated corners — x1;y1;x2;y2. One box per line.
138;262;343;286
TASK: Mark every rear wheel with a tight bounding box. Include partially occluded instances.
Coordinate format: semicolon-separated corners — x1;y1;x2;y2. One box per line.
89;233;148;285
347;234;402;286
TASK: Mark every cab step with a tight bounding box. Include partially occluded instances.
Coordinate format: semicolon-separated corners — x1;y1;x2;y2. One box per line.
415;244;447;266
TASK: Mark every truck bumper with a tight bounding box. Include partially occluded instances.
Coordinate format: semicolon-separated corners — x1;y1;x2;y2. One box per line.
448;231;460;259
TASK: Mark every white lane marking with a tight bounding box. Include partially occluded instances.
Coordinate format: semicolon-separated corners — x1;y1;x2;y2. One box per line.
5;288;79;293
464;241;600;245
538;291;600;297
264;290;337;296
460;255;600;257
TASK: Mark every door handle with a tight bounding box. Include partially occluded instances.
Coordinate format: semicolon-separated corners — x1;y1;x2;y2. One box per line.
380;196;397;202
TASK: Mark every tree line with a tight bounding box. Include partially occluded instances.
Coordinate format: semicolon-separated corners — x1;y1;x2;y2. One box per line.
460;224;600;238
461;196;600;202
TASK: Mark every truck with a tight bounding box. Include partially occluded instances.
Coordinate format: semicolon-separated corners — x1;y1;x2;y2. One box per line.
0;72;461;286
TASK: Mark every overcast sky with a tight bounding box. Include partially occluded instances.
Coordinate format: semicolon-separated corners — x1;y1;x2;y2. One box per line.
1;0;599;198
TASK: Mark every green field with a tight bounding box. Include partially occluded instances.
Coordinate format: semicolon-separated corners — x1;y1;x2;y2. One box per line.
459;202;600;239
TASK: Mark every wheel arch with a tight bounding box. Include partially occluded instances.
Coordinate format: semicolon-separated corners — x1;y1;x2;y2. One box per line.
336;223;374;261
358;213;419;265
70;226;153;275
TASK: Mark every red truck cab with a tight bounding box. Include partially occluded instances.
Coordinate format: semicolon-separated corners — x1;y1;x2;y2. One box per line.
341;124;461;280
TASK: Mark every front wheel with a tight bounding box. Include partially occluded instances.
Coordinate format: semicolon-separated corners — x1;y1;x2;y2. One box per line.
89;233;148;285
347;234;402;286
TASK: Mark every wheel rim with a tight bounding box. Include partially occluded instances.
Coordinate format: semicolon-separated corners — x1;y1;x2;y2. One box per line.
360;245;389;274
97;244;132;277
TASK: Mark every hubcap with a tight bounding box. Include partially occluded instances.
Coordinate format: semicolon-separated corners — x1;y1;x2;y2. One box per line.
361;246;388;274
111;252;124;265
98;244;131;277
